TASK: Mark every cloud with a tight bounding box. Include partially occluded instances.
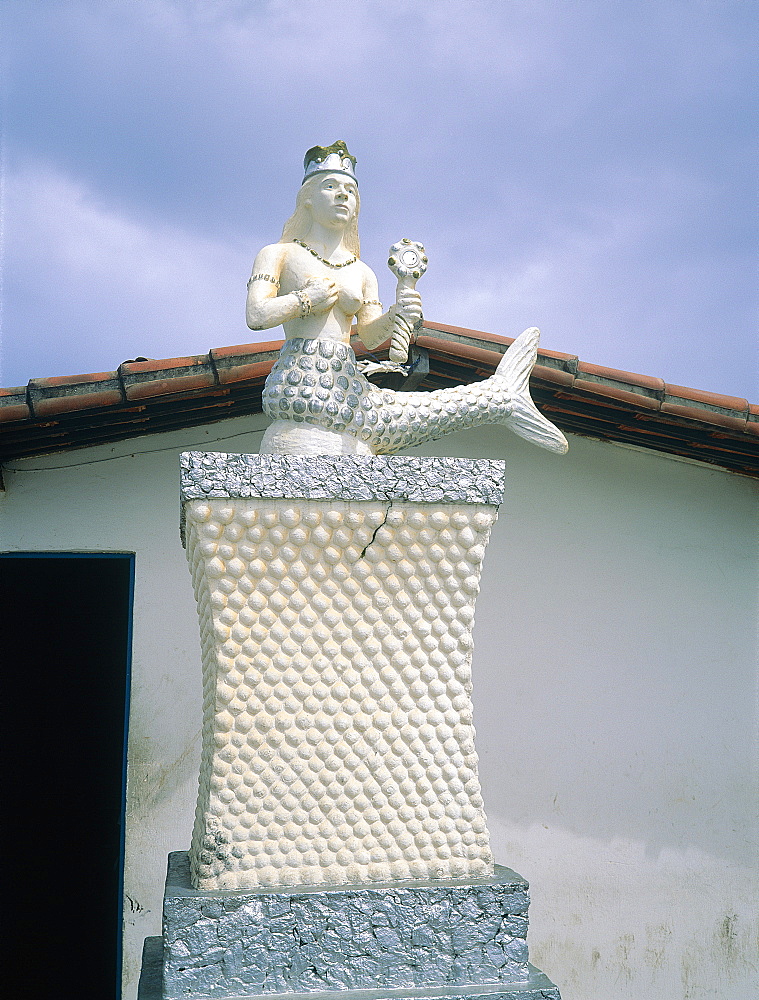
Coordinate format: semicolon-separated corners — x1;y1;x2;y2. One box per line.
1;165;258;384
420;160;756;394
1;1;755;397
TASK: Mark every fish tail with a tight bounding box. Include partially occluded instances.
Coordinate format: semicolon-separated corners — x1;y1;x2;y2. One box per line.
495;328;569;454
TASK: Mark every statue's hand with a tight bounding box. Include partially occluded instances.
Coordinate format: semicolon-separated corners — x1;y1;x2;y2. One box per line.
302;276;339;313
395;287;423;326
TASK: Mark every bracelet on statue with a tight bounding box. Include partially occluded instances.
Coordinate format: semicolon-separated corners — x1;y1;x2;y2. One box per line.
362;299;382;309
293;289;312;318
247;273;280;289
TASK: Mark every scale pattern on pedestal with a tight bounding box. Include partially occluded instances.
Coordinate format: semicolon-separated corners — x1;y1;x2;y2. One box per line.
184;497;497;889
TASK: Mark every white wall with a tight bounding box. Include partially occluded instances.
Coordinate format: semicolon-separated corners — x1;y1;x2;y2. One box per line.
1;414;756;1000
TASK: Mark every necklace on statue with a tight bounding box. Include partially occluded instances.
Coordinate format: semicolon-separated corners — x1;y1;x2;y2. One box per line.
293;239;358;269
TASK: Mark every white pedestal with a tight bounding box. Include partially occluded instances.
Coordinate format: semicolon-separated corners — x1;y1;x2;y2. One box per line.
181;454;505;891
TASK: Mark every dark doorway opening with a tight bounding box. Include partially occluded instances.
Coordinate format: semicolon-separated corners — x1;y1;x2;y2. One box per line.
0;553;134;997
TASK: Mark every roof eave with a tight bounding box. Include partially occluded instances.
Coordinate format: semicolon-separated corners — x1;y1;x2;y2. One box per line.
1;323;756;476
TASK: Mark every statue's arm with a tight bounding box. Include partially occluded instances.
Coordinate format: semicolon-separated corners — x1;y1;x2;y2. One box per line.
356;265;394;350
245;245;301;331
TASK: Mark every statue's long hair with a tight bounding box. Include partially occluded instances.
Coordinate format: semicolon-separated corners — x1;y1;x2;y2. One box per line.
279;174;361;257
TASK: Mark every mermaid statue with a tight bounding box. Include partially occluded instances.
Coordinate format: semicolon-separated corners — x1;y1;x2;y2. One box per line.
247;141;568;458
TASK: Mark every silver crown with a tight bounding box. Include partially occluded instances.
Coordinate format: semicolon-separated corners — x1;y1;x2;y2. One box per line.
302;140;358;185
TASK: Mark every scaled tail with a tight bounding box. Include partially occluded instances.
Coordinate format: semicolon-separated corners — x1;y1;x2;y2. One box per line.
495;328;569;454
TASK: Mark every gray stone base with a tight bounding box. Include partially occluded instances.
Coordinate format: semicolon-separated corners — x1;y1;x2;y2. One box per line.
138;937;164;1000
139;853;560;999
138;937;559;1000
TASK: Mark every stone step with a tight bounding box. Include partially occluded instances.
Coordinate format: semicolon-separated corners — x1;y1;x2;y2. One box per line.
160;854;534;1000
139;938;560;1000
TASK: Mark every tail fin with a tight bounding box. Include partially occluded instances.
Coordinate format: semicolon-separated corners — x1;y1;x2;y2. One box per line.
495;328;569;455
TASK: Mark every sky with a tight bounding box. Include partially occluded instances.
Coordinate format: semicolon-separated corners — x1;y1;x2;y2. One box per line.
0;0;756;399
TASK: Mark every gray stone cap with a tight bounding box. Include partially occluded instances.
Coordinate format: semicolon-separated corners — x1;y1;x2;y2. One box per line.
180;453;506;506
164;852;527;900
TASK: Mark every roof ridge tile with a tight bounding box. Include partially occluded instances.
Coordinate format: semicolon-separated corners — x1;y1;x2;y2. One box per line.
27;370;125;419
119;353;218;402
663;383;749;416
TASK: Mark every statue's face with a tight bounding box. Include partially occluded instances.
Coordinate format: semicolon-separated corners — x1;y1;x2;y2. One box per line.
306;173;358;230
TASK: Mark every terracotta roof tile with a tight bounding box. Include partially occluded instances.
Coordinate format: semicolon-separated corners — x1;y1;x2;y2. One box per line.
31;370;120;388
529;346;579;367
421;321;514;347
28;372;124;418
573;378;661;410
210;341;281;384
424;321;580;371
415;335;502;370
530;364;575;388
0;388;31;423
577;361;665;394
664;383;749;414
211;339;283;359
119;355;217;401
660;402;748;431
